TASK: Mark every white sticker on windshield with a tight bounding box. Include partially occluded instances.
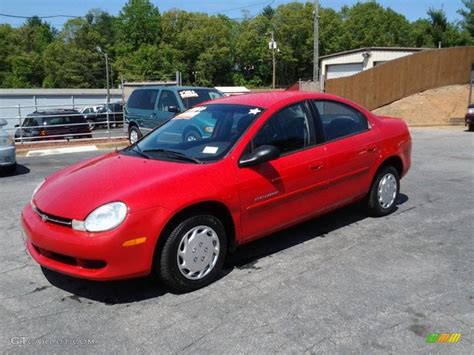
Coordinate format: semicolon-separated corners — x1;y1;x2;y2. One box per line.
179;90;199;98
203;146;219;154
249;108;261;115
175;106;206;119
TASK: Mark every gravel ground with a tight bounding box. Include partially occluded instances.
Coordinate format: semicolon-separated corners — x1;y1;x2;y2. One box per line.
0;127;472;354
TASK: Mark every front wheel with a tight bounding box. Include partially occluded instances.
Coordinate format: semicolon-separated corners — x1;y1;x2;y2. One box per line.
183;129;201;142
129;126;142;144
156;215;227;292
367;166;400;217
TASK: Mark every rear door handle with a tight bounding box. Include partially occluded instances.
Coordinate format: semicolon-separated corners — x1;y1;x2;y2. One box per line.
359;146;377;155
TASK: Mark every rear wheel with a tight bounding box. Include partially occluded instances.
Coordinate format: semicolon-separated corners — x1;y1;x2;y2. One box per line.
129;126;142;144
157;215;227;292
87;119;96;131
368;166;400;217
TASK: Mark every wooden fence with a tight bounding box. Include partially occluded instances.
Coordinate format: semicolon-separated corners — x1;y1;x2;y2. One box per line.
324;46;474;110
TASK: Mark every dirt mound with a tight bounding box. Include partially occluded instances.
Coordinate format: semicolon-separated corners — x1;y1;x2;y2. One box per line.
373;85;470;126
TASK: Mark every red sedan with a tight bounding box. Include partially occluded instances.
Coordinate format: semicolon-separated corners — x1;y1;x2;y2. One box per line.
22;92;411;292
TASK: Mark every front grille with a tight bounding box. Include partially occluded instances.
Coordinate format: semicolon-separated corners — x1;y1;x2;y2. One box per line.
32;244;106;269
32;204;72;227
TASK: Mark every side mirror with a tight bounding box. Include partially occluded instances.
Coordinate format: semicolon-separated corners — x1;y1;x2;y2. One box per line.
167;106;180;113
239;145;280;168
0;119;7;127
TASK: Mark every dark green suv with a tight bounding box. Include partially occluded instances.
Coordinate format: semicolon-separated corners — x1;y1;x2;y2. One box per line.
125;86;224;144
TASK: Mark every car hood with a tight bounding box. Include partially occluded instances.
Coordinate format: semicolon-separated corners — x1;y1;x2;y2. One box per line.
33;151;211;220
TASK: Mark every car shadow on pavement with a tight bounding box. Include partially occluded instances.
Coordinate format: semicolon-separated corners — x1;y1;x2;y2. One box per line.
0;164;30;177
42;195;408;304
42;268;167;305
226;194;409;269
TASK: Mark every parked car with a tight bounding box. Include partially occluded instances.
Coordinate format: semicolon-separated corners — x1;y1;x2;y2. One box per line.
15;109;92;141
0;118;16;173
22;92;411;292
81;103;124;131
465;104;474;131
125;86;224;144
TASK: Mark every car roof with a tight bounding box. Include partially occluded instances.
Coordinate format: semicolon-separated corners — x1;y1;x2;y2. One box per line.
28;109;78;116
203;91;345;109
135;86;219;91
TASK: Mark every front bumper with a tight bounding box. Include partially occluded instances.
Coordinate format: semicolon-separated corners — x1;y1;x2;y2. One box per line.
0;145;16;167
22;203;169;281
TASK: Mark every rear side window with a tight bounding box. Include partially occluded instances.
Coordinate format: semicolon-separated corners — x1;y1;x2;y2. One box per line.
128;90;159;110
313;100;368;141
179;89;223;109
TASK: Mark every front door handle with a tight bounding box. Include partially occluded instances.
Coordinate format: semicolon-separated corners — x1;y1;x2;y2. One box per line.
308;162;324;171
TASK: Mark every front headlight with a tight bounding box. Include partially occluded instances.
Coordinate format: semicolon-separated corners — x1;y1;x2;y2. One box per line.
77;202;128;233
468;108;474;114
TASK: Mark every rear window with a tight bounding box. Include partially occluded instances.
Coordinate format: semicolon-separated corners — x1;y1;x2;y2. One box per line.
44;116;67;125
128;90;159;110
178;89;223;109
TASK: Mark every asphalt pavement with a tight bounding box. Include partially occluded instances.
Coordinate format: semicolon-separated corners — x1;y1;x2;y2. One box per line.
0;127;472;354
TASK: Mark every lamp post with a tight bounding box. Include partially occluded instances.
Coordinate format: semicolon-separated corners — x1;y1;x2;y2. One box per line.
96;46;110;104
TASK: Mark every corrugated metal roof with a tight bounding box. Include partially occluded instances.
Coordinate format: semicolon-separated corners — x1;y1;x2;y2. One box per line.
320;47;427;60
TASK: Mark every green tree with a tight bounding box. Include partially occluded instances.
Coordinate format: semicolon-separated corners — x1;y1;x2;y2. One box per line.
458;0;474;37
341;1;414;48
115;0;161;53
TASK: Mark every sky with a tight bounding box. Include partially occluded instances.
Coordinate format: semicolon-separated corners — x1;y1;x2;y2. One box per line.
0;0;466;29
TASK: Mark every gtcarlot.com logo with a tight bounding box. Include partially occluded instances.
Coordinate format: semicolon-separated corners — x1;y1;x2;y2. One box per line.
11;336;96;346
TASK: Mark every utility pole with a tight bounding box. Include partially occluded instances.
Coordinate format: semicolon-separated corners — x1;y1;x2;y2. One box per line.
269;31;277;90
313;0;319;84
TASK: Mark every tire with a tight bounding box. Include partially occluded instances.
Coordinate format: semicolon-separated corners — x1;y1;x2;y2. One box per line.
129;126;142;144
157;215;227;293
469;124;474;132
87;119;96;131
367;166;400;217
183;129;201;142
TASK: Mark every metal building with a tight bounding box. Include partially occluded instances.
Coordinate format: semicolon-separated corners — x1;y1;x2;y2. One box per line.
320;47;426;80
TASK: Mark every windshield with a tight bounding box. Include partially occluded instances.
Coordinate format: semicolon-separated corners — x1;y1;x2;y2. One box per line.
179;89;224;109
124;104;263;163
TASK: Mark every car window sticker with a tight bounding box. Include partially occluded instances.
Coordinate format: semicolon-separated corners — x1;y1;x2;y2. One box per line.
175;106;206;120
202;146;219;154
179;90;199;99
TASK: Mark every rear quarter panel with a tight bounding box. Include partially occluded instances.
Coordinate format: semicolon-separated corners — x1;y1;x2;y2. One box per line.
372;115;412;178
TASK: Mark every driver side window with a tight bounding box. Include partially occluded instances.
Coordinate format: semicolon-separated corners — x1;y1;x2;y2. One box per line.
250;102;311;155
157;90;179;111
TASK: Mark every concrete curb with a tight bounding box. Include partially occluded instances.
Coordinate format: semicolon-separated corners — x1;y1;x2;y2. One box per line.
16;138;129;157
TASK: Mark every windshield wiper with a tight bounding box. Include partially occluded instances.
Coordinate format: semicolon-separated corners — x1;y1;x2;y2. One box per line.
142;149;202;164
130;145;150;159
